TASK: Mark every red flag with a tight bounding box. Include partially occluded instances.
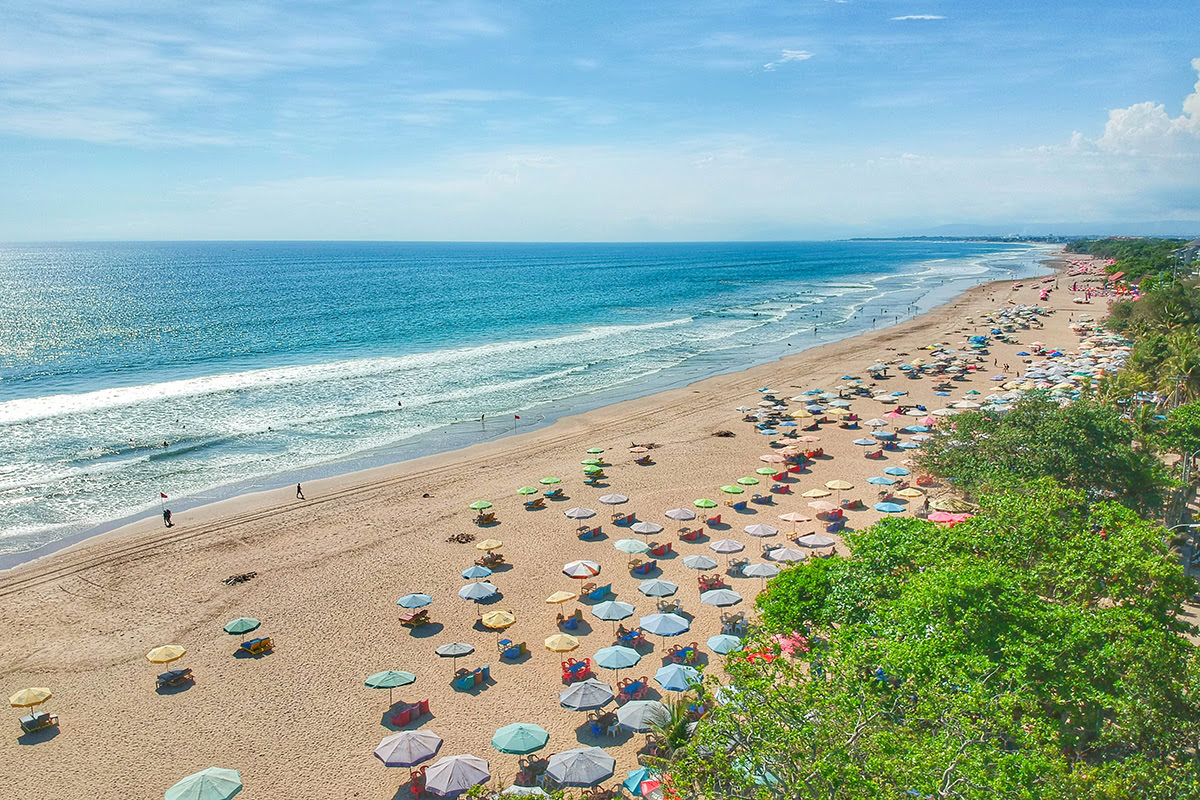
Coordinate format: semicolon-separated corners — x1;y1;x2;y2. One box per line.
514;414;520;419
161;492;168;499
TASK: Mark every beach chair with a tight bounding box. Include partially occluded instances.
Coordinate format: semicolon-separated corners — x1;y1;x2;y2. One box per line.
768;484;789;495
655;598;681;614
678;527;703;541
630;559;657;576
19;712;58;734
581;583;611;601
499;640;528;660
476;551;505;568
156;668;194;689
728;557;749;576
750;494;774;505
544;488;564;499
616;677;649;703
704;514;722;527
633;455;651;465
612;512;635;527
865;449;884;460
826;519;846;533
475;511;497;525
667;642;698;665
583;475;602;486
648;541;673;558
399;608;430;628
524;497;546;510
557;608;584;630
239;637;273;656
841;498;865;510
409;767;426;799
578;525;602;541
729;499;749;510
698;574;726;591
616;625;645;647
721;612;748;636
806;448;825;459
562;657;595;684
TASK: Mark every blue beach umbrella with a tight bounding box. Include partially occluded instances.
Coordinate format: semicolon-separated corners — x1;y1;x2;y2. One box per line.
594;645;642;671
459;581;499;600
867;476;895;486
461;565;493;580
639;613;690;638
654;663;702;692
899;442;920;449
397;593;433;609
883;467;911;476
591;600;635;623
852;438;877;446
872;431;897;440
638;578;678;597
707;634;744;655
164;768;243;800
700;589;743;607
875;502;905;513
623;767;660;796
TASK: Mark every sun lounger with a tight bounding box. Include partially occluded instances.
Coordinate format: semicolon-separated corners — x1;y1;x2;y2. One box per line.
239;636;273;656
19;712;58;734
630;559;657;576
156;668;194;689
524;497;546;510
390;699;431;727
476;552;505;568
399;608;430;627
648;541;673;558
544;488;564;499
475;511;497;525
633;455;651;465
704;514;722;527
410;767;426;799
557;608;584;630
612;512;635;527
916;475;934;486
678;527;703;541
725;499;749;510
750;493;774;505
841;498;865;510
578;525;602;541
499;640;528;660
865;449;884;460
584;583;611;601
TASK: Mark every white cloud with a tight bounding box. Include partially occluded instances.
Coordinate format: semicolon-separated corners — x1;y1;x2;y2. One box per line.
1087;58;1200;156
763;49;813;71
891;15;946;20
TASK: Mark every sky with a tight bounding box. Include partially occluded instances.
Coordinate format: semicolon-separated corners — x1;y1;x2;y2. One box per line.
1;0;1198;241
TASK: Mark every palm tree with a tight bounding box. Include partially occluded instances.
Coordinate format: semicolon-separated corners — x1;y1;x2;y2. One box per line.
649;696;696;762
1161;330;1200;404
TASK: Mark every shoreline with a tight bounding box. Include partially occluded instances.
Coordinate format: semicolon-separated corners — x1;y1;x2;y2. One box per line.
0;251;1060;575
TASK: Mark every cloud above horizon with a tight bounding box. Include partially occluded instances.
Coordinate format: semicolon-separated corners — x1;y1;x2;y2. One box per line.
763;49;814;70
1087;57;1200;156
891;15;946;21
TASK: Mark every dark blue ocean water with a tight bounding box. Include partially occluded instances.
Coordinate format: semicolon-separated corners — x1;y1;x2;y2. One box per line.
0;240;1051;557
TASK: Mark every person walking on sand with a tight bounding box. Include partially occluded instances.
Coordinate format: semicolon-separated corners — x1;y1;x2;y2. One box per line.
163;509;173;527
296;483;305;500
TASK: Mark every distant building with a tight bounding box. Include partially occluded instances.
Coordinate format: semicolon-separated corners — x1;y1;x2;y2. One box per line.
1179;238;1200;269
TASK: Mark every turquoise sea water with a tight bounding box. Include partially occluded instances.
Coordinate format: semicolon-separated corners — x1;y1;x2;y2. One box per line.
0;240;1052;560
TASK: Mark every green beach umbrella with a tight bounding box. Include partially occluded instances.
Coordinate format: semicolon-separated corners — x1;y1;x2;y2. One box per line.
366;670;417;705
581;459;602;466
755;467;777;476
693;498;717;509
222;618;260;642
586;448;605;454
492;722;550;755
735;477;759;486
517;486;538;496
583;465;603;475
164;767;242;800
720;485;744;495
540;477;562;485
470;501;493;510
614;538;650;555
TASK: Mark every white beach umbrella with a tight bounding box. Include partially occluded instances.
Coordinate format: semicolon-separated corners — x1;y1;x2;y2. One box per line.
424;754;491;797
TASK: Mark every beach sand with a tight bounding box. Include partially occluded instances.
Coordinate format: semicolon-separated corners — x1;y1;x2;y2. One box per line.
0;254;1111;799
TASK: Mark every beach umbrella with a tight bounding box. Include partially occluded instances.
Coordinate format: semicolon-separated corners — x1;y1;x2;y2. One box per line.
594;645;642;672
629;446;649;454
581;459;602;467
562;560;600;578
458;581;499;601
707;634;744;655
867;476;895;486
709;539;744;557
424;754;491;797
544;633;580;653
476;539;504;551
614;538;650;555
540;477;562;485
872;431;897;440
654;663;702;692
755;467;778;476
616;700;669;733
638;578;679;597
883;467;911;476
875;502;905;513
623;768;660;797
582;465;603;475
741;562;780;579
398;593;434;609
461;565;493;580
435;642;475;674
164;767;242;800
664;508;695;521
825;480;853;491
777;511;810;531
598;494;629;506
365;670;416;705
591;601;635;628
146;645;186;665
865;418;888;427
375;730;443;767
564;507;596;520
852;438;877;446
701;588;743;607
735;477;759;486
545;590;577;605
546;747;616;787
719;485;744;495
558;679;614;711
895;487;925;499
801;488;830;498
492;723;550;755
222;617;261;639
631;521;664;536
795;533;836;548
693;498;717;509
767;547;807;563
587;447;604;454
481;610;517;630
639;613;690;638
807;501;837;513
469;501;493;511
931;496;976;512
9;687;51;709
682;554;718;570
517;486;538;496
743;524;777;538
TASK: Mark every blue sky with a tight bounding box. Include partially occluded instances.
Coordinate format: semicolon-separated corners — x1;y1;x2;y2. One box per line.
1;0;1198;240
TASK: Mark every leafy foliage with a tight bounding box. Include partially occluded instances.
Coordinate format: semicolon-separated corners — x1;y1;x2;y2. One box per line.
915;393;1170;512
1066;238;1185;281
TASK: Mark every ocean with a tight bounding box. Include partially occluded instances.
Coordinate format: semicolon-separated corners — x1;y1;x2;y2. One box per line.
0;240;1052;562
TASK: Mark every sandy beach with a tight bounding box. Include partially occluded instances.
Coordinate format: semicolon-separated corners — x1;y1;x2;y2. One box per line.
0;253;1112;799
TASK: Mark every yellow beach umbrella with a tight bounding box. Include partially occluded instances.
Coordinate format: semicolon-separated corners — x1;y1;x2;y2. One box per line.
146;645;186;665
825;407;850;418
9;688;52;708
793;410;813;419
481;610;517;630
545;591;577;605
801;488;831;498
476;539;504;551
824;480;853;491
544;633;580;653
896;487;925;499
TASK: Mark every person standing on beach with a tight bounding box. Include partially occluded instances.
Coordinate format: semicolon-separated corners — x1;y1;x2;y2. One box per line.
163;509;172;527
296;483;305;500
